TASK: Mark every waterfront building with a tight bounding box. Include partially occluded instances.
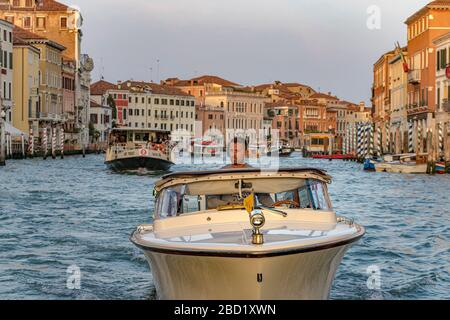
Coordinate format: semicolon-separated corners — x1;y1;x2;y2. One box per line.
264;101;300;147
298;99;335;153
372;49;395;154
389;47;409;154
118;80;196;135
90;79;124;128
204;86;267;142
61;57;75;140
0;19;13;123
343;102;372;155
89;100;111;143
164;75;241;137
254;81;315;103
433;32;450;161
328;100;352;153
11;31;39;134
405;0;450;154
13;26;65;143
0;0;94;145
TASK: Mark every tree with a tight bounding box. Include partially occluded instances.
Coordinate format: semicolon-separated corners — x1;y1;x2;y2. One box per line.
107;95;117;128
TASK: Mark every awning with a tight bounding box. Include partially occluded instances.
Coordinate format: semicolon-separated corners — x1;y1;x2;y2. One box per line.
4;122;28;139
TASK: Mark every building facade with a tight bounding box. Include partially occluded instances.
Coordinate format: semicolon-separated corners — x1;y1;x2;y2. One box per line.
204;86;267;142
89;100;111;143
264;102;299;147
433;32;450;161
372;50;395;154
0;19;13;123
14;26;65;143
118;81;196;135
389;48;409;154
405;1;450;154
0;0;94;145
11;33;39;134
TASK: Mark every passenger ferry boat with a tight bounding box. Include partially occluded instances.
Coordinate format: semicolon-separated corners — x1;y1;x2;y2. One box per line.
131;167;365;300
105;128;174;171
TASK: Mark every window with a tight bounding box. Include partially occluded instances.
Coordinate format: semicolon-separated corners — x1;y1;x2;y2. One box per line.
26;0;33;7
60;17;68;29
154;98;159;105
128;108;133;116
13;0;20;6
90;114;98;124
5;16;14;24
23;16;32;29
36;17;46;30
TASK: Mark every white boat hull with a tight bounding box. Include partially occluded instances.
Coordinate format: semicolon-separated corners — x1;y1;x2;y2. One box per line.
140;243;351;300
375;162;427;174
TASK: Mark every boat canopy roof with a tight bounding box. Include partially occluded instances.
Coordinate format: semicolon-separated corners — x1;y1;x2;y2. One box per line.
155;167;331;195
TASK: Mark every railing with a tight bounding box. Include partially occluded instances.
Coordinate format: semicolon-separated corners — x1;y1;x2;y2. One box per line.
408;70;421;84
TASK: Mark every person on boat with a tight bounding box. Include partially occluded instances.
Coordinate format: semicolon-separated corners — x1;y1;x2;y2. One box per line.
222;137;252;169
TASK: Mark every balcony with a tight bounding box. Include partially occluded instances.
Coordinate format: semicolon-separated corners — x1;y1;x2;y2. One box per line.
30;112;64;122
408;70;421;84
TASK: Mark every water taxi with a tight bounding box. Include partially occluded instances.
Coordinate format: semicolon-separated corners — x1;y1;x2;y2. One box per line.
131;167;365;300
105;128;174;171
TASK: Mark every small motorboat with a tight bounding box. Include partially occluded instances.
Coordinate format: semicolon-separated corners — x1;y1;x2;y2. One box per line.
375;154;428;174
279;145;294;157
435;162;446;174
105;128;174;171
131;167;365;300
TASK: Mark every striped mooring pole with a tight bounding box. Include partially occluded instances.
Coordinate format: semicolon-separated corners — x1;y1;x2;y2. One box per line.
51;127;57;159
438;122;444;159
364;123;370;158
377;125;382;157
28;128;34;157
417;121;422;154
408;121;414;153
343;127;347;155
42;127;48;160
385;122;390;154
353;124;357;156
357;123;362;159
60;128;65;159
369;123;374;157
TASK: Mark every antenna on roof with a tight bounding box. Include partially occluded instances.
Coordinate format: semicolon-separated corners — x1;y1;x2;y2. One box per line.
99;57;105;81
156;59;160;84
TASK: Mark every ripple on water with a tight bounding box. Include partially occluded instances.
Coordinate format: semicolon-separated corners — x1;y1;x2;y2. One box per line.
0;154;449;300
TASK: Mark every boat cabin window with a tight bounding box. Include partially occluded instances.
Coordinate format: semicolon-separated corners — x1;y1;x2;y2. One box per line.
154;179;332;219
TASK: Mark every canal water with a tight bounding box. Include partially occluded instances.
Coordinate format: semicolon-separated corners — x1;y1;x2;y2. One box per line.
0;153;448;300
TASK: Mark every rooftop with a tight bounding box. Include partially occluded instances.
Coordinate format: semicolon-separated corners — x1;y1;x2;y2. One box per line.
0;0;70;11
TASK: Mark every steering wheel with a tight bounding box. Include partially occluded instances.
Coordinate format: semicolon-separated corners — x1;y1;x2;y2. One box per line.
272;200;300;208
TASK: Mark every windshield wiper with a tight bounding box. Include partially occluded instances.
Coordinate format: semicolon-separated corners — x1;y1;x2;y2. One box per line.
258;206;288;217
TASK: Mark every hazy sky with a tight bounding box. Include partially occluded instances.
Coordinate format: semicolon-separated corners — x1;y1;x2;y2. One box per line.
70;0;430;104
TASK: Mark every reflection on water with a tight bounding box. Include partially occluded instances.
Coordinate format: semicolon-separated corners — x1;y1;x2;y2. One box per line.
0;153;448;299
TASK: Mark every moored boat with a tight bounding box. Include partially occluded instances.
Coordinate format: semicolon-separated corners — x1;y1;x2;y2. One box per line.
105;128;174;171
374;154;427;174
131;167;365;300
435;161;446;174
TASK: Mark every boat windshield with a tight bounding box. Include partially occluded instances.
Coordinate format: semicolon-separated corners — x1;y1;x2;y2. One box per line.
155;179;332;219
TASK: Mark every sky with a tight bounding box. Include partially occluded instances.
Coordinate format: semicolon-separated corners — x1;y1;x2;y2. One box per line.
69;0;430;104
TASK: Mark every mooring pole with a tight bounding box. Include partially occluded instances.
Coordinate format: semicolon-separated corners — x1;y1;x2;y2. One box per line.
60;127;65;159
21;133;25;159
51;127;56;159
43;127;48;160
0;117;5;166
29;128;34;158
